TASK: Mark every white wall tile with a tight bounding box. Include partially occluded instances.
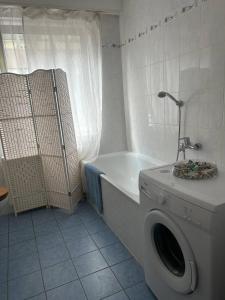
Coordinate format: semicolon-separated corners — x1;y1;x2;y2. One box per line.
198;88;224;130
149;94;165;125
100;15;127;155
199;44;225;90
200;0;225;48
164;57;180;93
180;6;201;55
150;27;164;64
120;0;225;166
180;50;200;95
163;125;180;162
150;62;164;95
181;91;200;129
163;20;180;60
197;127;223;165
164;94;179;126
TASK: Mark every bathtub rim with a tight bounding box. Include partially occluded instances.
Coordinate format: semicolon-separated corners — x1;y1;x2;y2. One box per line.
82;151;166;203
82;151;166;166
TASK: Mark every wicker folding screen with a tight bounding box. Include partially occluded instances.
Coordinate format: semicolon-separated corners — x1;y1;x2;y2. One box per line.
0;73;47;214
53;70;82;205
0;69;81;215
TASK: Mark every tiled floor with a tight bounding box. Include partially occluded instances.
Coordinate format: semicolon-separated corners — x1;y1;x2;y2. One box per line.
0;201;156;300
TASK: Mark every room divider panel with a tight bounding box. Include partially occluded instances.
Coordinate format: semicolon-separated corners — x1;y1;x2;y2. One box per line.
0;69;81;215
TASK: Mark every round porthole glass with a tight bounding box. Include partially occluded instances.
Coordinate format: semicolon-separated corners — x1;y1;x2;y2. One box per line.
153;223;185;277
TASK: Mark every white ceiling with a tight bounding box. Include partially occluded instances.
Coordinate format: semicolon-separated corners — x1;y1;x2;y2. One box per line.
0;0;122;14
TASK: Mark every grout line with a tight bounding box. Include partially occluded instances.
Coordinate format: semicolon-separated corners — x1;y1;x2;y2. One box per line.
123;289;131;300
40;258;69;272
53;202;129;298
7;245;38;263
76;206;125;298
53;208;89;300
31;211;48;300
24;290;45;300
77;265;110;281
41;278;80;294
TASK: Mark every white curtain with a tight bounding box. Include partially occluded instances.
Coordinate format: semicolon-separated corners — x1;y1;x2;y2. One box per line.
0;7;28;74
0;7;102;160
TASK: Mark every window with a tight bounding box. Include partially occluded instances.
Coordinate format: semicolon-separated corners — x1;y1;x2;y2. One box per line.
1;33;28;74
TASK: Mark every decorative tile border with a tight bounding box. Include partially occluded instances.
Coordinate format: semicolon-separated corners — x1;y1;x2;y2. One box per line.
102;43;121;48
102;0;208;49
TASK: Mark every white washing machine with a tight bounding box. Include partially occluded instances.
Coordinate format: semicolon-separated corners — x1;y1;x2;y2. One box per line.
139;165;225;300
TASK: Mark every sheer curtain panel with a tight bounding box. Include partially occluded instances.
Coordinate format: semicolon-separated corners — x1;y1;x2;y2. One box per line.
0;6;102;161
23;8;102;160
0;7;28;73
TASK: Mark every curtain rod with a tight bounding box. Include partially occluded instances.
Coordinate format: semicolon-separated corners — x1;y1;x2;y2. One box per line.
0;4;119;15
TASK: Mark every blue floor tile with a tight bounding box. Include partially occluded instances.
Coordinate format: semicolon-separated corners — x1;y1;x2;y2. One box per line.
84;218;108;235
42;259;78;290
34;219;59;237
73;250;108;278
0;247;8;264
8;271;44;300
76;200;90;209
46;280;87;300
125;282;156;300
67;235;97;258
78;208;100;224
29;293;46;300
0;226;8;236
9;227;34;245
76;202;95;214
36;232;64;252
0;234;8;249
0;216;8;236
9;212;32;224
8;252;40;280
0;262;7;283
111;258;145;289
81;268;122;300
32;209;54;225
0;282;7;300
9;239;37;260
9;216;33;233
0;215;8;224
100;242;131;266
103;291;129;300
39;243;70;268
91;228;119;248
61;223;89;243
4;204;152;300
55;213;82;230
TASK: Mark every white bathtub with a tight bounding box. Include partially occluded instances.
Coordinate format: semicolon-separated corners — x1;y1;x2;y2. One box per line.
90;151;164;265
91;151;164;204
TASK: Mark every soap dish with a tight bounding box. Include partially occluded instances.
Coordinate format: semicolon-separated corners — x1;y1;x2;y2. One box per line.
172;160;218;180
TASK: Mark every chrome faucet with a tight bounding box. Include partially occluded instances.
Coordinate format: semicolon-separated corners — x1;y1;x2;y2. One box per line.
178;137;202;159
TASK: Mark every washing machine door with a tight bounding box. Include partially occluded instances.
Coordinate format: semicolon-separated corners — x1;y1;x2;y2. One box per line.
145;210;197;294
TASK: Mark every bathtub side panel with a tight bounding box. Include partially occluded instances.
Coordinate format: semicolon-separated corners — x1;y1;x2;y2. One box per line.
101;177;144;266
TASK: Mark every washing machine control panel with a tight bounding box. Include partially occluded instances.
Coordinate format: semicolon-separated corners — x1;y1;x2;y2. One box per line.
140;181;212;231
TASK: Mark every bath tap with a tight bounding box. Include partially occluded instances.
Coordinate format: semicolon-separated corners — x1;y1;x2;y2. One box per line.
178;137;202;159
157;91;202;161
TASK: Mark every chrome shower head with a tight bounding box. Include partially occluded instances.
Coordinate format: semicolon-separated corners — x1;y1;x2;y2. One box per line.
158;91;167;98
158;91;184;107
